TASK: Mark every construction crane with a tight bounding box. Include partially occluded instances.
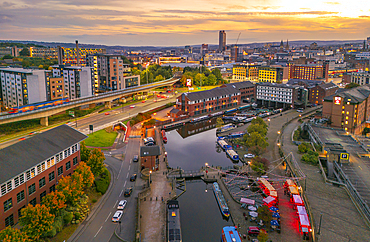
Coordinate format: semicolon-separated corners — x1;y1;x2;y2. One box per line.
236;32;241;45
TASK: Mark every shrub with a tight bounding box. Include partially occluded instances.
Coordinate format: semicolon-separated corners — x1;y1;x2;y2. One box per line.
92;199;97;203
63;212;73;225
301;150;319;165
74;212;81;221
46;226;57;238
95;167;110;194
298;142;311;153
54;216;64;232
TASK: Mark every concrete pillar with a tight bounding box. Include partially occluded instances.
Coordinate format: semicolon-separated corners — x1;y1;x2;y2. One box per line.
40;116;49;126
105;101;111;109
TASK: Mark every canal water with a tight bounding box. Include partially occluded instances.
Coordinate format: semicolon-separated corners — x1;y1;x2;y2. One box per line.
164;121;239;241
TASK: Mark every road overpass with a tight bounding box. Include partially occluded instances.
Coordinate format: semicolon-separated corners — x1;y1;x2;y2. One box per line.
0;77;180;126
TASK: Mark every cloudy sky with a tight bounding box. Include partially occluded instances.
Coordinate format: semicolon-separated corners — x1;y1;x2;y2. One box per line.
1;0;370;46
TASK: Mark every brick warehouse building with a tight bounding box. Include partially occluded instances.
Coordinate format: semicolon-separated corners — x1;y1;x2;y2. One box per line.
322;85;370;134
0;125;87;230
175;81;255;116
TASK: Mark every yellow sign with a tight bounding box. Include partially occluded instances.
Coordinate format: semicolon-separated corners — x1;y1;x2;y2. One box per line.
341;153;349;160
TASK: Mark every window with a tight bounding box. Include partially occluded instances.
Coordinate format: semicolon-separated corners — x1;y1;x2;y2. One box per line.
17;190;25;203
14;177;19;188
66;161;71;170
39;177;46;188
49;171;55;182
1;184;6;196
5;214;14;227
4;198;12;212
64;150;68;158
40;191;46;202
56;154;60;162
28;183;36;195
29;198;36;206
50;185;55;193
7;181;12;192
73;157;78;166
58;166;63;176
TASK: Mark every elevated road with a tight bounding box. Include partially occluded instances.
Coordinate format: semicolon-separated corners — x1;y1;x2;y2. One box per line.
0;77;180;125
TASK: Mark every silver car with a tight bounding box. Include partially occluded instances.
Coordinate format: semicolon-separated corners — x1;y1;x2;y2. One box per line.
112;211;123;222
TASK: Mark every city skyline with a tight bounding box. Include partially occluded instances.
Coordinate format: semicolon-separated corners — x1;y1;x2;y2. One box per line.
0;0;370;46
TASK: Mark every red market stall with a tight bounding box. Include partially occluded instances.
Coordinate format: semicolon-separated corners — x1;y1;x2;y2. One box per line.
292;194;304;206
297;206;307;215
240;198;255;205
263;196;277;206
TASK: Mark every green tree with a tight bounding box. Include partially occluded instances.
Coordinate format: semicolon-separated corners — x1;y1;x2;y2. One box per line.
80;141;91;162
211;68;223;81
87;148;106;176
251;117;268;129
19;48;30;57
1;54;13;60
257;229;269;242
298;142;311;153
362;127;370;136
247;123;267;137
207;74;217;85
194;73;206;86
345;82;360;89
301;150;319;165
154;74;164;82
216;117;224;128
257;205;272;224
0;227;29;242
20;204;54;241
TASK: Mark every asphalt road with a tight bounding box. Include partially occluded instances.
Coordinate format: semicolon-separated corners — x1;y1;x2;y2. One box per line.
69;137;141;242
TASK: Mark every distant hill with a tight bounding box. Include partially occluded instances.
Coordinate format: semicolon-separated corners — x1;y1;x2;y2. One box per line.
0;39;364;52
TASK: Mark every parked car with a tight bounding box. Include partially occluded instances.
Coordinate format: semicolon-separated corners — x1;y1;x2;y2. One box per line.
297;108;304;113
248;226;260;236
112;211;123;222
124;187;133;197
244;153;255;159
130;174;137;182
133;155;139;162
117;200;127;210
130;105;135;108
146;141;155;146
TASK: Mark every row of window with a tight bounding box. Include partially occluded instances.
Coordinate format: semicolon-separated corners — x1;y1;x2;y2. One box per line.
0;145;78;197
3;159;77;214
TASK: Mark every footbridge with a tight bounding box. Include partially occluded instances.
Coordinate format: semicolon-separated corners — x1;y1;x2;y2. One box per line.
0;76;180;126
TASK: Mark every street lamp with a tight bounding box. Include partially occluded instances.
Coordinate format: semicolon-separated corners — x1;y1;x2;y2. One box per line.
277;131;281;134
205;163;208;177
277;143;281;147
149;170;152;184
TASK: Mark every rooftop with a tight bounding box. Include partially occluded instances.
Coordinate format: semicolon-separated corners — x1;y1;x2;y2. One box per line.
0;125;87;184
140;145;161;157
324;85;370;103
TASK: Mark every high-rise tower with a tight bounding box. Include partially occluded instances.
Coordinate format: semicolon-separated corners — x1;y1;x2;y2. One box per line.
219;30;226;52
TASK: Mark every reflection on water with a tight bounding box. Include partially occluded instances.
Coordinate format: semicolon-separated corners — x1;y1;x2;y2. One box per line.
165;122;238;242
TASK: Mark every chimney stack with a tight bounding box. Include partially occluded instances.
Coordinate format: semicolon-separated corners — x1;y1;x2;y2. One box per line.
57;46;63;65
76;40;80;66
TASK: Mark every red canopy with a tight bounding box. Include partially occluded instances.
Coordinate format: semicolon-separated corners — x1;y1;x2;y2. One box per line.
292;195;304;205
240;198;255;205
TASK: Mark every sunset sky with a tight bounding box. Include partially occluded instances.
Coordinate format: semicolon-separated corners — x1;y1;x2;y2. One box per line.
1;0;370;46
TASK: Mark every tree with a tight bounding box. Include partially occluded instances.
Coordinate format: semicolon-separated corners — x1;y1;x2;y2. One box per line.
362;127;370;136
42;191;66;216
298;142;311;153
1;54;13;60
80;141;91;162
74;161;95;190
345;82;360;89
87;148;106;176
211;68;223;81
216;117;224;128
301;150;319;165
257;205;272;224
207;74;217;86
154;74;164;82
20;204;54;241
257;229;269;242
247;123;267;137
19;48;30;57
0;227;29;242
251;117;268;129
244;132;269;150
57;175;84;206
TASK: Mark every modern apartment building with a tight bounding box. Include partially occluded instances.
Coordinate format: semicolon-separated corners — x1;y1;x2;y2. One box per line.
232;64;259;81
51;65;95;99
256;82;299;108
351;71;370;86
0;68;48;108
0;125;87;230
258;66;285;83
29;47;58;59
58;47;106;66
288;64;328;81
86;54;136;91
322;85;370;134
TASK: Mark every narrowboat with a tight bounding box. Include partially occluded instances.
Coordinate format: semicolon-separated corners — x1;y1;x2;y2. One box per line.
221;226;242;242
226;149;239;162
213;182;230;218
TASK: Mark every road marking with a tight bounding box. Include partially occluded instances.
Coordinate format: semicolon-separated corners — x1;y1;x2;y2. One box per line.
128;165;131;171
124;181;127;187
105;212;112;222
113;200;118;208
359;166;363;170
126;173;129;178
117;161;124;180
94;226;103;237
130;159;132;164
119;190;123;197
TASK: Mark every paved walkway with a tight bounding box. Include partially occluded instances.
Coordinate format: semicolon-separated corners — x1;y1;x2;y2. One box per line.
139;128;173;242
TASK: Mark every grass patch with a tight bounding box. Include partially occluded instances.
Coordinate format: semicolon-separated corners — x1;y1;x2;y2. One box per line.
84;129;118;147
44;223;79;242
